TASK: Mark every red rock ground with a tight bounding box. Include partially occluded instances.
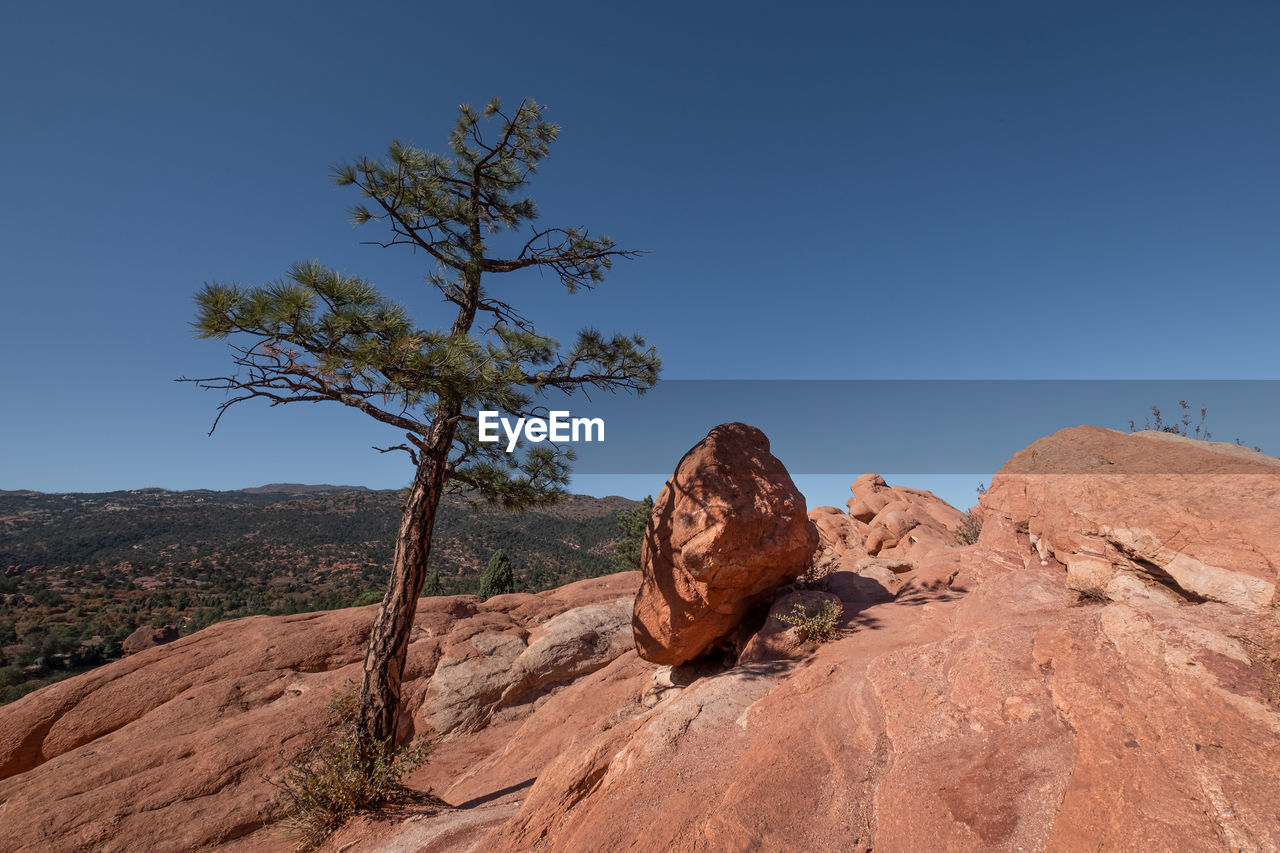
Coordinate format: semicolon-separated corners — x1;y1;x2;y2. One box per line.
1;427;1277;852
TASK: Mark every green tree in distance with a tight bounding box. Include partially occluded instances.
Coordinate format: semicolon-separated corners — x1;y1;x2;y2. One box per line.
184;99;661;750
612;495;653;572
479;550;515;599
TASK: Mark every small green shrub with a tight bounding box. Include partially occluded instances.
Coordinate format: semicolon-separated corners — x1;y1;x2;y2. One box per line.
275;689;433;851
776;599;844;643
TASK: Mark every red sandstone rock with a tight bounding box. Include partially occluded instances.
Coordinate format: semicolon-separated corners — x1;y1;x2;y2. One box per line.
981;426;1280;610
6;427;1280;853
803;470;968;603
632;423;817;665
120;624;179;655
845;472;967;560
417;595;634;737
467;430;1280;853
808;505;870;576
0;573;641;853
477;552;1278;853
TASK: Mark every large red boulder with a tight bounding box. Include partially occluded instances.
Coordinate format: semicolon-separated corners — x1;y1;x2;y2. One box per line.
632;423;818;665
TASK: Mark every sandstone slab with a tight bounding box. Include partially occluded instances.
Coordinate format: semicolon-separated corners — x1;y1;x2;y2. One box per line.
0;573;641;853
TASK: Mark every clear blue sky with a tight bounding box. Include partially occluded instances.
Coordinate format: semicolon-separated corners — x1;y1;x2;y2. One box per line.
2;1;1278;511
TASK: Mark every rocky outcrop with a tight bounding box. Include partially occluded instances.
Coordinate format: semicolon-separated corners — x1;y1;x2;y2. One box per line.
120;624;179;655
809;474;968;582
981;426;1280;610
0;573;641;853
845;472;969;560
803;471;971;606
632;423;817;665
468;434;1280;852
417;596;634;736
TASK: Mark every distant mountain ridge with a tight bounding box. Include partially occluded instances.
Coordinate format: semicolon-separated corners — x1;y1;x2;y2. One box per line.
240;483;373;494
0;488;638;577
3;484;375;496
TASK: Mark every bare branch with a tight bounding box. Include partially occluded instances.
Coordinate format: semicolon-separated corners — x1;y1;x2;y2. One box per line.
373;443;419;465
476;296;537;332
177;339;431;439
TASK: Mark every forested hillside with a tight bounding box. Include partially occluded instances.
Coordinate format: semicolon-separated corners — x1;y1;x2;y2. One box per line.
0;486;638;703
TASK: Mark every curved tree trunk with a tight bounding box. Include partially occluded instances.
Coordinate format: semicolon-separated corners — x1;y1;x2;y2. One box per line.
359;411;458;746
361;267;478;746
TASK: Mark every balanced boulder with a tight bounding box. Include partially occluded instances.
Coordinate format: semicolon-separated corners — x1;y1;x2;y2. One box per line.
632;423;817;665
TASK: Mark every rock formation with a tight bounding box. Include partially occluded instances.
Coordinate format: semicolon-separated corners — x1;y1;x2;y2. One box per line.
468;428;1280;852
0;574;640;852
2;425;1279;852
810;472;968;578
120;624;179;655
631;423;818;665
981;426;1280;610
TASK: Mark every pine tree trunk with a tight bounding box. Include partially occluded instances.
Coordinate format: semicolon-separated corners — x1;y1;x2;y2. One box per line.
358;415;456;746
360;266;478;747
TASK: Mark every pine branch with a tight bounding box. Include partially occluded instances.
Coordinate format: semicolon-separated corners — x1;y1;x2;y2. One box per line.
177;355;430;437
485;228;645;291
373;439;420;466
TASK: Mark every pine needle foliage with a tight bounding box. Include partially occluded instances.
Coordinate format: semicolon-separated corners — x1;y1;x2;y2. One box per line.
184;99;660;511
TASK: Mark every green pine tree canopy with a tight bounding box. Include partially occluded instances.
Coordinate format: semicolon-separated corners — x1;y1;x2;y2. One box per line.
184;99;661;511
612;495;653;572
479;549;516;599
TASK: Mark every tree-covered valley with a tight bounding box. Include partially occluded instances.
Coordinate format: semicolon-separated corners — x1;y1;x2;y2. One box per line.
0;486;639;704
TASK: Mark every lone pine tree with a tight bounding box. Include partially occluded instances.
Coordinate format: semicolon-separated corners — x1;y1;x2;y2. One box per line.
184;99;660;749
479;550;515;599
